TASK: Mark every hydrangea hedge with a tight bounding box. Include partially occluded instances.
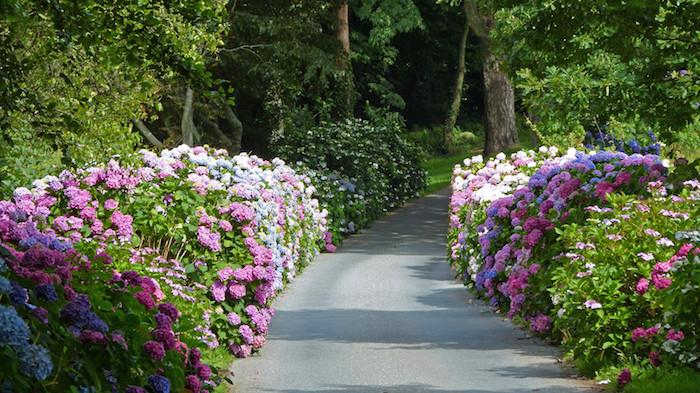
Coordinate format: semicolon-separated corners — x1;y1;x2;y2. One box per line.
0;145;327;392
274;117;426;245
448;147;700;387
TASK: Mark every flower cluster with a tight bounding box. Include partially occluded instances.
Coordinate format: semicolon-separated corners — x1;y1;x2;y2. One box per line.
0;145;329;391
448;145;700;380
584;129;661;156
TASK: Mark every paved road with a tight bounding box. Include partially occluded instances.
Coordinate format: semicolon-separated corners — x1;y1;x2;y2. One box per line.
230;189;599;393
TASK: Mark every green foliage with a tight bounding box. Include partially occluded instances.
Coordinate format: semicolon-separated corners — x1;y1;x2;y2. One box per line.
221;0;345;152
615;366;700;393
0;0;228;197
552;190;700;371
351;0;425;113
493;1;700;150
274;116;426;239
422;148;478;195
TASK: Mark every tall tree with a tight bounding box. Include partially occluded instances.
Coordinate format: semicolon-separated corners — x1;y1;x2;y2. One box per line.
443;0;470;150
493;0;700;153
350;0;424;112
336;0;354;115
463;0;518;155
0;0;228;195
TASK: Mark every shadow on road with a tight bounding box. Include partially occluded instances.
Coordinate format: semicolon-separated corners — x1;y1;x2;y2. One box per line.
255;383;596;393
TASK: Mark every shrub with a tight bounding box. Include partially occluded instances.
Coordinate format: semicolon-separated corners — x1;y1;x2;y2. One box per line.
447;146;700;379
274;117;426;241
0;222;205;391
553;184;700;370
0;145;327;390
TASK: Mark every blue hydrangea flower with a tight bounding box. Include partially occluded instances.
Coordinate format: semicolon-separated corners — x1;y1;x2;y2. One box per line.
34;284;59;302
0;276;11;295
9;209;27;223
49;238;72;252
0;305;31;347
9;282;29;306
18;344;53;381
148;375;171;393
60;296;109;333
0;256;7;272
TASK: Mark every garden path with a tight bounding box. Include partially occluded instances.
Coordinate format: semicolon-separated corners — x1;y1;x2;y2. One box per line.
230;189;600;393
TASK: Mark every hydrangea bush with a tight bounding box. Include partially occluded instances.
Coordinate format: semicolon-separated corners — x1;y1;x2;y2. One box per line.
273;117;426;243
448;146;699;381
0;145;327;391
553;183;700;372
0;222;206;392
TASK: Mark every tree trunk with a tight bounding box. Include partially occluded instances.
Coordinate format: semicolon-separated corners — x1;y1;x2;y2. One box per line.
336;1;350;54
443;1;470;152
336;1;354;116
464;0;519;156
181;86;196;146
219;99;243;153
483;52;518;155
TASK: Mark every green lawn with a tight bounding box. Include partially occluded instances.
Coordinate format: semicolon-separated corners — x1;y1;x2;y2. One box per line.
421;124;539;195
619;367;700;393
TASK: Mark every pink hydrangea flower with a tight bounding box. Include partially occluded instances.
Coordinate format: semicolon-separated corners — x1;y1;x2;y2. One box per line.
666;329;684;341
227;312;241;326
104;199;119;210
584;300;602;309
529;314;551;333
637;252;655;261
211;280;227;302
239;325;255;345
617;368;631;387
229;344;252;358
218;267;235;281
228;283;246;299
197;226;221;252
635;278;649;295
64;187;92;210
652;274;672;290
631;327;647;342
218;219;233;232
644;228;661;237
110;210;133;240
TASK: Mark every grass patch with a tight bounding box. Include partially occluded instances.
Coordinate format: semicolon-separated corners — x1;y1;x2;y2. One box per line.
421;148;479;195
419;118;540;195
620;367;700;393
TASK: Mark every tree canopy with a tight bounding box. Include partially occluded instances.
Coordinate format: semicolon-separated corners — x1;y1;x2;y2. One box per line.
493;0;700;151
2;0;699;196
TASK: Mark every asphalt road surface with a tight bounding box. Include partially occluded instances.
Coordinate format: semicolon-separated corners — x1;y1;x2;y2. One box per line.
230;189;599;393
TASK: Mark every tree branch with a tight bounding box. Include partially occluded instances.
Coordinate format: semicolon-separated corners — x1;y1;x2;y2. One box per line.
131;119;163;148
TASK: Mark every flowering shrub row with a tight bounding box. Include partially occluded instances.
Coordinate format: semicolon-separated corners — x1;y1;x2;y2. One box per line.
448;147;699;383
0;145;327;392
274;117;426;244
